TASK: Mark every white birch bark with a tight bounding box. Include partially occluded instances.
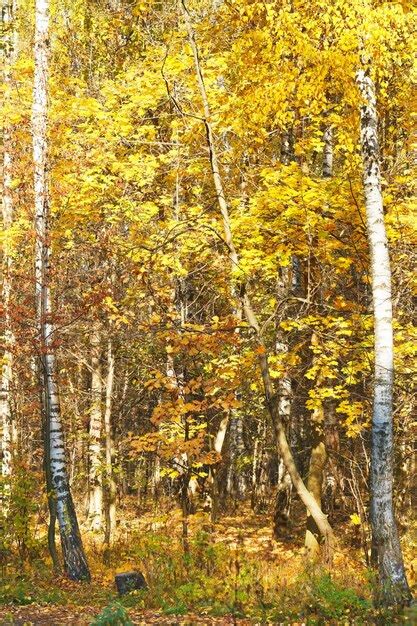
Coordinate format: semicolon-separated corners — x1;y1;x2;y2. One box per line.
104;337;116;547
88;326;103;530
357;67;410;605
274;266;293;530
322;126;333;179
214;416;228;454
1;0;17;489
274;134;297;526
33;0;90;581
226;415;246;499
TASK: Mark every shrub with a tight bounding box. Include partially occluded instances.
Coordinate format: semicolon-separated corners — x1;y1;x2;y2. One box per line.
307;572;371;620
90;602;133;626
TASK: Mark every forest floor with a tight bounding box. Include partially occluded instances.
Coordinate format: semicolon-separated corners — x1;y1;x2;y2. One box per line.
1;503;416;625
0;606;251;625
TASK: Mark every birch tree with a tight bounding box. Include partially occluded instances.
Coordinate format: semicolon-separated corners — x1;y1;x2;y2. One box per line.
33;0;90;581
88;326;103;530
357;65;411;606
103;336;116;551
1;0;17;492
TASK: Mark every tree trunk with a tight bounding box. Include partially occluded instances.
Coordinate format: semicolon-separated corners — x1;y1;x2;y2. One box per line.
180;0;334;553
273;256;295;534
304;126;334;556
322;126;333;178
252;419;272;513
226;415;246;502
209;415;229;521
104;337;116;550
1;0;17;495
357;67;410;606
305;394;327;556
33;0;90;582
88;327;103;531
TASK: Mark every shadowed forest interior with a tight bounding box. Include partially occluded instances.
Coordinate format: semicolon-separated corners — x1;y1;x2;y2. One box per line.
1;0;416;624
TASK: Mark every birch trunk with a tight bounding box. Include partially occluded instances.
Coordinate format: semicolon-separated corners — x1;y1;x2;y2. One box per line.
226;415;246;501
104;337;116;549
1;0;17;491
357;67;410;605
181;0;334;553
33;0;90;581
88;327;103;530
273;199;295;532
322;126;333;179
275;130;303;531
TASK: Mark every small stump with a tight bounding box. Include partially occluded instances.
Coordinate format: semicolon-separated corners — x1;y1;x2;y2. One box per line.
115;571;147;595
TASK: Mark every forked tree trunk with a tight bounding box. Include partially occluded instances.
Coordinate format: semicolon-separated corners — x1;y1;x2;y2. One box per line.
180;0;334;554
357;67;410;606
33;0;90;581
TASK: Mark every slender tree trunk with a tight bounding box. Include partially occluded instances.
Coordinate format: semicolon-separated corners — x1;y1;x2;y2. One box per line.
104;337;116;550
180;0;334;553
88;326;103;530
305;361;327;555
1;0;17;494
273;264;294;533
323;400;340;517
304;126;334;556
226;415;246;501
252;419;271;513
209;415;228;521
273;153;304;524
322;126;333;179
357;67;410;606
33;0;90;581
150;454;161;500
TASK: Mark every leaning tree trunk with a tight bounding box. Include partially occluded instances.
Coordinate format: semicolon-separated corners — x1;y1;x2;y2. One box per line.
180;0;334;553
305;334;327;557
33;0;90;582
357;67;410;606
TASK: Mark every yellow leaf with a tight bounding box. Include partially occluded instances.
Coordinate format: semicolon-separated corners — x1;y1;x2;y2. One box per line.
349;513;361;526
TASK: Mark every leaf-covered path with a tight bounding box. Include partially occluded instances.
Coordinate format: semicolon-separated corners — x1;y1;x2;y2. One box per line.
0;606;253;626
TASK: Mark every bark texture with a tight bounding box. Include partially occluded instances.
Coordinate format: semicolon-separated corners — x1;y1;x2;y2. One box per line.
104;338;116;549
88;327;103;530
33;0;90;582
1;0;17;490
357;67;410;606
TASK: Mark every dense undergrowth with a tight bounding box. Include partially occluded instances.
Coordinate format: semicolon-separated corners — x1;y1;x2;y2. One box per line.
1;506;416;624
